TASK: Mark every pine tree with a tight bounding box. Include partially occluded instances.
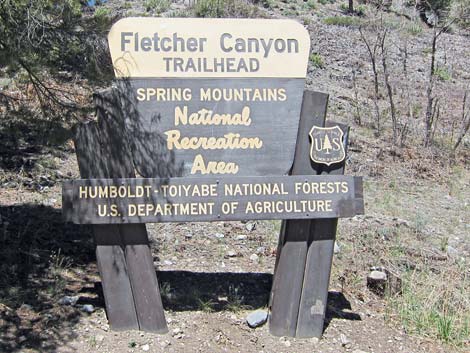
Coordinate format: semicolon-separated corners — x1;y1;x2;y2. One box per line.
323;134;333;154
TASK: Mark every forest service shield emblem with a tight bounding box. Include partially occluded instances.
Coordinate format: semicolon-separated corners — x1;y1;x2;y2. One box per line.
309;126;346;166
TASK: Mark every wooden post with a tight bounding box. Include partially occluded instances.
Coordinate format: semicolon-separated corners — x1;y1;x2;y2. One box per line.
296;122;350;338
269;90;329;336
73;89;168;333
74;122;139;331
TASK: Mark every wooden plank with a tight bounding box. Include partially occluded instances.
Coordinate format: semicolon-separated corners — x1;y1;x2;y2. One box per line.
73;122;139;331
116;78;305;177
269;90;329;337
296;122;350;338
94;89;168;333
119;224;167;333
63;175;364;224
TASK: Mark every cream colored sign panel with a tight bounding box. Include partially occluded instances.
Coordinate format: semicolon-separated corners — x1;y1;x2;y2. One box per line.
108;18;310;78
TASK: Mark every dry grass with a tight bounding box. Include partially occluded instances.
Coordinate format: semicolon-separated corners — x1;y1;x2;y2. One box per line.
389;266;470;346
334;170;470;348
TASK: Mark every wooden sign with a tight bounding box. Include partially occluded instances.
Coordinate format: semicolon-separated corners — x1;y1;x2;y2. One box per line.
107;18;310;177
62;175;363;224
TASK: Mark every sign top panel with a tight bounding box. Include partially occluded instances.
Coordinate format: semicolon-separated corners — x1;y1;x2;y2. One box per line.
108;18;311;78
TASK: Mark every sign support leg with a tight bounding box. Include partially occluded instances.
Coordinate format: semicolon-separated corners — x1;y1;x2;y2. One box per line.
74;123;139;330
296;123;349;338
73;90;168;332
269;91;328;336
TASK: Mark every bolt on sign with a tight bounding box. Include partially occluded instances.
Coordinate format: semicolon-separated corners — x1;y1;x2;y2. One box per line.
107;18;311;177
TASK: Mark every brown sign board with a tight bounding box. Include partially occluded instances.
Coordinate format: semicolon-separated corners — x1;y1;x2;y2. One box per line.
107;18;311;177
62;175;363;224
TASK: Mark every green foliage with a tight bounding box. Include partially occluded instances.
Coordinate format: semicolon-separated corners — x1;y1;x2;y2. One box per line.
340;2;349;11
318;0;328;5
435;66;452;81
93;7;112;32
195;0;228;17
0;0;113;131
406;21;424;35
145;0;171;13
310;53;324;68
0;0;81;70
193;0;261;18
197;298;216;312
323;15;362;26
306;0;317;9
391;267;470;346
226;285;248;312
340;2;366;15
355;4;366;15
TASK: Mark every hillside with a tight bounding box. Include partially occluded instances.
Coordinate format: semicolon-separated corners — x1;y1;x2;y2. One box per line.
0;0;469;352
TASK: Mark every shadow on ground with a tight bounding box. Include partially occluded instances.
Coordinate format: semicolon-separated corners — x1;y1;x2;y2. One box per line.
0;204;361;352
0;204;94;353
157;270;361;333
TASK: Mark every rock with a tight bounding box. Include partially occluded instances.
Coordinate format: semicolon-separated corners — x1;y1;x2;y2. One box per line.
159;340;171;348
236;234;247;240
446;245;459;258
367;270;387;295
81;304;95;313
184;233;193;239
256;246;265;254
163;260;173;266
95;334;105;342
55;170;64;179
340;333;351;347
334;241;341;254
42;198;57;207
283;340;291;347
352;350;369;353
214;233;225;238
310;337;319;344
245;222;256;232
19;304;33;311
0;78;12;88
368;269;387;281
58;296;79;306
172;327;182;336
226;250;237;257
142;344;150;351
246;310;268;328
172;327;184;339
249;254;259;262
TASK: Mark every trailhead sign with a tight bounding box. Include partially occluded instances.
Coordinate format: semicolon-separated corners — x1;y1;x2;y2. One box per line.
62;17;365;338
107;18;310;177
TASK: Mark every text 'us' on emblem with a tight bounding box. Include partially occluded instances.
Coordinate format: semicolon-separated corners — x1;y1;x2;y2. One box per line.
309;126;346;166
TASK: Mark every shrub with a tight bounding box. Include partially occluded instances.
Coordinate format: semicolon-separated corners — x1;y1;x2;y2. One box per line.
307;0;317;10
193;0;261;18
145;0;171;13
451;0;470;28
406;21;424;35
419;0;453;23
310;53;324;68
435;66;452;81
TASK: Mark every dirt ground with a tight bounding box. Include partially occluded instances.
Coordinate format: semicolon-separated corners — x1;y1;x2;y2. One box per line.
1;144;468;353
